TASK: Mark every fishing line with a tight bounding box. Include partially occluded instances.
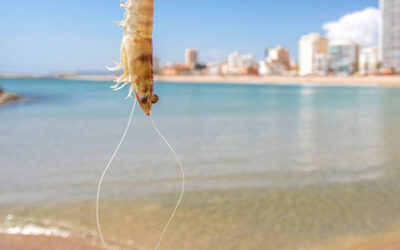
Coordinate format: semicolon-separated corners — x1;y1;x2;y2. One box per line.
95;97;184;250
149;116;185;250
96;97;137;249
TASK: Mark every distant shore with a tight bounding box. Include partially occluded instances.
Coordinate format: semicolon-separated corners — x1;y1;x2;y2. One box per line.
154;75;400;87
1;73;400;87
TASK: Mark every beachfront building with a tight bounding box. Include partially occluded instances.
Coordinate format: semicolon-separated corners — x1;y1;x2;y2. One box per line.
220;62;229;75
329;41;360;75
380;0;400;73
266;46;291;67
259;45;292;75
299;32;329;76
153;56;161;75
185;49;198;70
359;47;379;75
258;61;268;75
258;60;287;76
206;61;226;75
162;63;192;76
227;51;257;75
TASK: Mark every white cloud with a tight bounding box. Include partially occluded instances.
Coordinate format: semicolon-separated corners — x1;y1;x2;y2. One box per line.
322;7;380;47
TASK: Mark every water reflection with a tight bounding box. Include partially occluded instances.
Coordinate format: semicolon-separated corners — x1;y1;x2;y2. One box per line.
297;86;317;172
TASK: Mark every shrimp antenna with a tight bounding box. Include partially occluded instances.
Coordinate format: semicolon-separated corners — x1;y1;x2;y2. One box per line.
96;97;137;249
149;116;185;250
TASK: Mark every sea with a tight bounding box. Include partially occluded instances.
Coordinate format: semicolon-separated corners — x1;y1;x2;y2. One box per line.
1;78;400;249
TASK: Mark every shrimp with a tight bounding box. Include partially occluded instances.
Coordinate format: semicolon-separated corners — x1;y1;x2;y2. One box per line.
97;1;185;249
108;0;158;116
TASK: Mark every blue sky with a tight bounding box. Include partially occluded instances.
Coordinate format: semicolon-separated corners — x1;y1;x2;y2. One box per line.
0;0;378;74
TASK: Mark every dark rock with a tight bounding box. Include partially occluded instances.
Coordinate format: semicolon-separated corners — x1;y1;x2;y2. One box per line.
0;89;20;106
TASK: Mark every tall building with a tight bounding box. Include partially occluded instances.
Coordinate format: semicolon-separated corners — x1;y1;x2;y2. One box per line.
185;49;198;69
359;47;379;75
380;0;400;72
329;40;360;75
299;32;329;76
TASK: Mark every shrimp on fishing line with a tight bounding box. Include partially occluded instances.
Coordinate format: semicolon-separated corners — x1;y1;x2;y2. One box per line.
96;0;185;249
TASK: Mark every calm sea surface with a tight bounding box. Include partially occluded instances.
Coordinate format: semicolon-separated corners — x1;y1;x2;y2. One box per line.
1;78;400;249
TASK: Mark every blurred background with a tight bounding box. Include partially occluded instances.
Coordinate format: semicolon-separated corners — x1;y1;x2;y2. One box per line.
1;0;400;249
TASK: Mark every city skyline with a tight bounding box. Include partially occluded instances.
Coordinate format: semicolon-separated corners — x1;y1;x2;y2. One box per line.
0;0;379;74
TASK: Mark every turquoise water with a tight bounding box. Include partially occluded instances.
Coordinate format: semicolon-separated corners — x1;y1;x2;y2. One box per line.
1;78;400;249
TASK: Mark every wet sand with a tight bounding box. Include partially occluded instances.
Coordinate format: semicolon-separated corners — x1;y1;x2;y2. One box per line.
368;243;400;250
1;234;400;250
0;234;101;250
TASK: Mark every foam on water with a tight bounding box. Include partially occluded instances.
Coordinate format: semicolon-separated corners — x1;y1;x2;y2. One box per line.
0;214;71;238
4;224;71;238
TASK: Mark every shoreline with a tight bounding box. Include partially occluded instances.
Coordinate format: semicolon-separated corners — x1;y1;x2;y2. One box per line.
154;75;400;87
1;74;400;87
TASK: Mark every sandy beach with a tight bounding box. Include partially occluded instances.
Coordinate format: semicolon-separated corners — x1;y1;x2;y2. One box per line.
63;74;400;87
1;233;400;250
0;234;101;250
154;75;400;87
54;74;400;87
1;73;399;87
